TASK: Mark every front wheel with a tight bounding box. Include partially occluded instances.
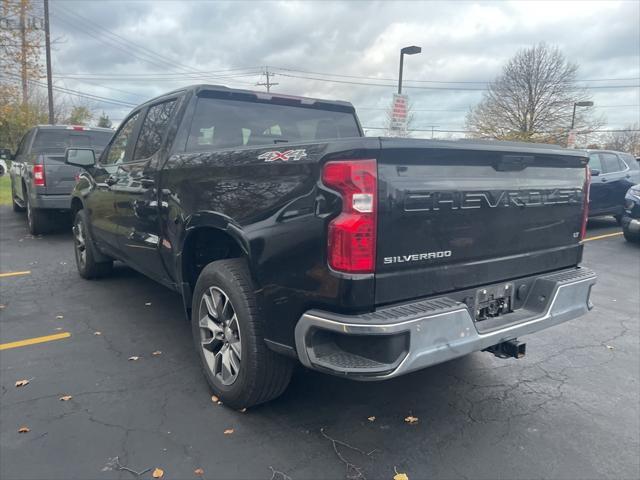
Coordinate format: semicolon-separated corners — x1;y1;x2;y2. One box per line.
192;259;292;409
73;210;113;279
623;225;640;243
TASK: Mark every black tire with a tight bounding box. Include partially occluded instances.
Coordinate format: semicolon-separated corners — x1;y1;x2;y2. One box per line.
191;258;293;409
623;226;640;243
73;210;113;279
26;195;53;235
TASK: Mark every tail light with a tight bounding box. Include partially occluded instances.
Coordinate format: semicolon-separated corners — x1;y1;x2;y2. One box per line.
33;164;45;187
322;159;377;273
580;165;591;241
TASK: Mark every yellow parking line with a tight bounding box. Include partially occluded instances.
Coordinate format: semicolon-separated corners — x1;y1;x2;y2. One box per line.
0;270;31;278
583;232;624;242
0;332;71;351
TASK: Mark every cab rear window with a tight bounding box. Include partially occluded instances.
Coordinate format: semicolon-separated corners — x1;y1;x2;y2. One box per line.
31;130;113;154
185;96;360;152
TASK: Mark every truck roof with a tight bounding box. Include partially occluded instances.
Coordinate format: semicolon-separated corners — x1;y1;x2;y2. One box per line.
34;125;114;132
138;84;356;112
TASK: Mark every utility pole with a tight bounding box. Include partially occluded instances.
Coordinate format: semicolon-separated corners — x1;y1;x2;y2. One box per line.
19;0;28;108
44;0;54;124
256;66;278;92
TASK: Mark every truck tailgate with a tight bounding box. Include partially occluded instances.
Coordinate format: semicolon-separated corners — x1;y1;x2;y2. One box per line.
42;154;82;195
375;139;588;305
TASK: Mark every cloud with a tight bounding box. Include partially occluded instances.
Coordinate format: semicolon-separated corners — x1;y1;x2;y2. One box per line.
48;0;638;133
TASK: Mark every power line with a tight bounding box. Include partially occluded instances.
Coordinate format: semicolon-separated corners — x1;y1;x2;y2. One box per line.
356;104;640;112
5;72;137;107
276;72;639;91
273;66;640;85
53;66;261;78
55;6;203;75
363;126;640;133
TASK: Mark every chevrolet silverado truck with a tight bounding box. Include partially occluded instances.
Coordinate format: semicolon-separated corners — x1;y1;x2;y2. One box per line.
9;125;113;234
67;85;597;408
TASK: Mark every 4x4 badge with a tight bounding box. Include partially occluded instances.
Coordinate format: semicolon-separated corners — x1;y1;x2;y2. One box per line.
258;149;307;162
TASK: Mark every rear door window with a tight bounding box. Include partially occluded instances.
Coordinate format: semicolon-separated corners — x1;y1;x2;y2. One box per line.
185;96;360;152
132;99;178;161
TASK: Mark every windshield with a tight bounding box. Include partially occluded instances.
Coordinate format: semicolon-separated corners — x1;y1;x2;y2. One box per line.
185;96;360;152
31;129;113;154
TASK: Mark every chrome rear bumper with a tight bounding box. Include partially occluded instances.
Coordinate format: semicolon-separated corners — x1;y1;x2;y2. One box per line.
295;268;596;379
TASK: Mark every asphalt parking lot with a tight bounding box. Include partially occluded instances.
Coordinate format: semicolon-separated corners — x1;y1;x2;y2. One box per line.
1;206;638;480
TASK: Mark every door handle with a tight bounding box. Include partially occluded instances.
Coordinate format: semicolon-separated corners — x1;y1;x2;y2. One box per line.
105;175;117;186
600;177;607;182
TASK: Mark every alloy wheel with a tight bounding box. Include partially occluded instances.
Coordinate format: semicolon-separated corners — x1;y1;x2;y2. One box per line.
198;286;242;385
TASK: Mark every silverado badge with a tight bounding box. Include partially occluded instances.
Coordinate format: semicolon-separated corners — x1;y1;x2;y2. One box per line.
258;149;307;162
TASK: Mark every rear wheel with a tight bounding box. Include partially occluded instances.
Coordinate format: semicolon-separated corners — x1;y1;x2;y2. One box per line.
192;259;293;409
26;195;53;235
73;210;113;279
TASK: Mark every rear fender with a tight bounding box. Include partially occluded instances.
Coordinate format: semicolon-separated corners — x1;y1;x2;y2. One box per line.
177;212;252;316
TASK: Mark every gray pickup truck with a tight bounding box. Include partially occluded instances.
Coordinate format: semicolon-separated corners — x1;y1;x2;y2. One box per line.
9;125;113;234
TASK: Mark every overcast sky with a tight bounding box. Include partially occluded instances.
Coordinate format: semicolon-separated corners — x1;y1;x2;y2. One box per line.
45;0;639;136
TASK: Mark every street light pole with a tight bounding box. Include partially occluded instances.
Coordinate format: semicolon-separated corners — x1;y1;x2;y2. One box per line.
398;45;421;94
571;101;594;129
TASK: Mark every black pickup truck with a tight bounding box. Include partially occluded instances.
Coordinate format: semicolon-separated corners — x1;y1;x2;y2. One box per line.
67;85;597;408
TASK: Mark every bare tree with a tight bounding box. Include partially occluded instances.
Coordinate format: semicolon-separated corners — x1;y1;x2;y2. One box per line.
602;124;640;156
466;43;603;144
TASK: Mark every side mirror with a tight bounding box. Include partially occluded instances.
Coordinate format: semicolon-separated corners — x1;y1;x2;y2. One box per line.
589;168;600;177
0;148;13;160
65;148;95;167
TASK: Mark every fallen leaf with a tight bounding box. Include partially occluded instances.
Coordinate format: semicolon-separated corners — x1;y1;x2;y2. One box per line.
239;408;247;413
223;428;234;435
18;426;30;433
56;315;64;319
404;415;419;424
15;379;30;387
393;472;409;480
152;467;164;478
606;345;614;350
128;356;140;361
367;416;376;422
59;395;73;401
94;331;102;336
211;395;219;403
0;304;5;309
145;302;152;306
152;350;162;356
194;468;205;476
